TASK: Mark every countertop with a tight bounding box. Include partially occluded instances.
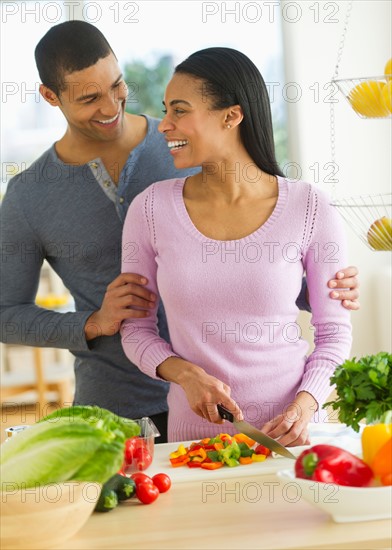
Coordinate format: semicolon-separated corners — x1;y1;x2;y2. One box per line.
54;424;391;550
55;472;391;550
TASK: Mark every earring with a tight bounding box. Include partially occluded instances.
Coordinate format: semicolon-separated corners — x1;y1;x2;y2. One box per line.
226;124;231;129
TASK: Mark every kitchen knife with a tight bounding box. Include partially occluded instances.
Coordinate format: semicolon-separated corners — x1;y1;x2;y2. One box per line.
217;404;296;460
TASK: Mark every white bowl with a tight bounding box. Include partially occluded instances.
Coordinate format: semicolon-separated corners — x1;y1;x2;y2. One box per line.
276;469;392;523
0;481;101;549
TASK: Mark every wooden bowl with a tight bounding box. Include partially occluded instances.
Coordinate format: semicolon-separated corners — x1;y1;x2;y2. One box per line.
0;481;101;549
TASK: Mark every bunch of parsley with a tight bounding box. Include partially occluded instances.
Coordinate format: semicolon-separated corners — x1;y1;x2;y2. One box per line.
323;352;392;432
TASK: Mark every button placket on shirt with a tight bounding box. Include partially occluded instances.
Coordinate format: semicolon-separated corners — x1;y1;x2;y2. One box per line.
88;160;117;203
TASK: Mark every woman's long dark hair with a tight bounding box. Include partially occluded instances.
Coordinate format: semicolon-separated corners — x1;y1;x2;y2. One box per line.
175;47;284;177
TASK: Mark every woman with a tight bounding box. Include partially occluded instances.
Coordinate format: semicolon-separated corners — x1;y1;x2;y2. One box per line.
121;47;352;445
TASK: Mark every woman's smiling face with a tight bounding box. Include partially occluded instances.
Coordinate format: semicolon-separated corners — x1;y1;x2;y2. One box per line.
158;73;228;169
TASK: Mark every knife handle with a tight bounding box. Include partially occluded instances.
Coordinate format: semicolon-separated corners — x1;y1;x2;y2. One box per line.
217;404;234;423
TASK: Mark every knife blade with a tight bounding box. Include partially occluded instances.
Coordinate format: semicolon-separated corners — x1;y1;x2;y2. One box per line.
217;404;296;460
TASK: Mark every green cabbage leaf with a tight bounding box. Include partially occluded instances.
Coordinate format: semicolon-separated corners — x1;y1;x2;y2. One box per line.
1;406;140;489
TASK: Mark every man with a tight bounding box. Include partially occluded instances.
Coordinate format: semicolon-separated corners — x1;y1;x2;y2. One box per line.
0;21;359;442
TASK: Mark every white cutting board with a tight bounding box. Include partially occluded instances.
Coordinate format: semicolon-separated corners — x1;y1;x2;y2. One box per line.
144;423;362;482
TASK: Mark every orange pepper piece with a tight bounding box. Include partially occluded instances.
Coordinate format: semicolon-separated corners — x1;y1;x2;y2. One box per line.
234;433;256;447
201;461;224;470
170;455;190;467
239;456;253;465
371;438;392;480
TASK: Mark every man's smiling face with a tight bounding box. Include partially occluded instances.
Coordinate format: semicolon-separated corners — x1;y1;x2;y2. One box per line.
56;53;128;142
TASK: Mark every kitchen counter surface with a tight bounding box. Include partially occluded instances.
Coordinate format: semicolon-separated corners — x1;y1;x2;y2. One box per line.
56;471;391;550
55;424;391;550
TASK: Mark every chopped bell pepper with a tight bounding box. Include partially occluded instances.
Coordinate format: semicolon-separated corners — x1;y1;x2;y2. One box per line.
169;444;188;459
238;442;254;458
170;455;190;467
189;447;207;461
218;433;233;443
201;461;224;470
189;456;204;463
206;450;221;462
254;444;271;457
251;453;266;463
187;461;202;468
209;437;223;444
234;433;256;447
219;440;241;466
239;456;253;465
295;444;374;487
225;458;240;467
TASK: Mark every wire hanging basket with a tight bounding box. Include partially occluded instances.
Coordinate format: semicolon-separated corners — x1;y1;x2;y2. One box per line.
331;193;392;251
333;75;392;119
328;1;392;251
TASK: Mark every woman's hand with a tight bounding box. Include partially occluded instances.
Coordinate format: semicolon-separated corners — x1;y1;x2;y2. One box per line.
260;391;317;447
157;357;242;424
85;273;155;340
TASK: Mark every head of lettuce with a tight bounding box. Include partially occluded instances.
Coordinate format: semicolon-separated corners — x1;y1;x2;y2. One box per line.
0;406;140;489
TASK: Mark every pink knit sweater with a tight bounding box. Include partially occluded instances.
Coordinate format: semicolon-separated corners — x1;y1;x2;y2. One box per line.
121;176;352;442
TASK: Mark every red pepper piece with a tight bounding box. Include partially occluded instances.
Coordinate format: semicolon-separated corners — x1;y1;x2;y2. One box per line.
295;444;374;487
254;444;271;457
187;461;202;468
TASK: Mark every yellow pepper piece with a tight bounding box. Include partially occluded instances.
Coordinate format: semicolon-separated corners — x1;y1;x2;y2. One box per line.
188;447;207;460
361;423;392;465
251;453;266;462
169;444;188;459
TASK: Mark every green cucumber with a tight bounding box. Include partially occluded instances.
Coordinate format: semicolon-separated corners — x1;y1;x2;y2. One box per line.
104;473;137;501
95;487;118;513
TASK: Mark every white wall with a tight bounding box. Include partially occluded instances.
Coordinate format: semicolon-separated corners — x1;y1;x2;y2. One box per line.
281;0;392;356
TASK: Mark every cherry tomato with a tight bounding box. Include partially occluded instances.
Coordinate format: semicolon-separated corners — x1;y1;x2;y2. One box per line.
136;481;159;504
134;447;153;471
124;438;137;463
152;473;171;493
124;437;152;470
130;473;153;486
133;438;149;452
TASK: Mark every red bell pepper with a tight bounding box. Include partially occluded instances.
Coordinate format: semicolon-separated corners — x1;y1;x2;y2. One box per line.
295;445;374;487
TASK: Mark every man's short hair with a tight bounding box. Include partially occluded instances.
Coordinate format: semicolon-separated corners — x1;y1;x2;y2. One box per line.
35;20;115;96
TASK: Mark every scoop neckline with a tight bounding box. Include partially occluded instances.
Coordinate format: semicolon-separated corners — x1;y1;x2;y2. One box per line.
172;175;288;244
